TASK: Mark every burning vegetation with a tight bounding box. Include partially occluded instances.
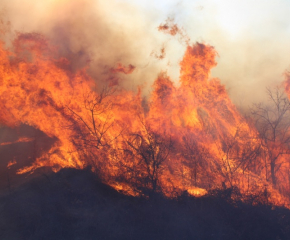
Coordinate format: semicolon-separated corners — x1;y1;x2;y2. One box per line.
1;27;290;209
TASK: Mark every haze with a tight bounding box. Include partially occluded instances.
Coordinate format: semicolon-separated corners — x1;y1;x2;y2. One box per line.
1;0;290;107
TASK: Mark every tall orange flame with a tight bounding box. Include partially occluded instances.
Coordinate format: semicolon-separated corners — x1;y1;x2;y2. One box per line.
0;32;289;207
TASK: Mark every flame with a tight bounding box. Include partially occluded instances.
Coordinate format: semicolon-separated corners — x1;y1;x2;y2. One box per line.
7;159;17;168
187;187;207;197
0;137;33;146
0;31;290;207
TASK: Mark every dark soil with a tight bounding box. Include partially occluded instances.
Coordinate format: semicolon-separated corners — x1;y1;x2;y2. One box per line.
1;167;290;240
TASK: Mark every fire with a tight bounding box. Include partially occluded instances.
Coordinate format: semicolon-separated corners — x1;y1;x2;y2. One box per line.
187;187;207;197
0;137;33;146
1;30;290;207
7;159;17;168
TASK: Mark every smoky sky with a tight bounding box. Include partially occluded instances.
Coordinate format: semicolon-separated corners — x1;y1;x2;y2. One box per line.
158;0;290;107
0;0;171;91
1;0;290;107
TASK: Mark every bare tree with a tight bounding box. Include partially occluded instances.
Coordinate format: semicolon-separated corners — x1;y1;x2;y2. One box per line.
252;87;290;186
221;127;262;188
123;121;172;194
181;133;209;187
66;87;121;173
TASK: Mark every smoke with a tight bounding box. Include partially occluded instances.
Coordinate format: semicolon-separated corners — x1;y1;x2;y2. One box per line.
0;0;175;92
160;0;290;107
1;0;290;107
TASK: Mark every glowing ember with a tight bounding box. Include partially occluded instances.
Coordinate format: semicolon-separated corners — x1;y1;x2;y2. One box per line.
187;187;207;197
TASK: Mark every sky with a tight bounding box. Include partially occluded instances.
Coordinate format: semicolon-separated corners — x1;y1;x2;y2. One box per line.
1;0;290;108
122;0;290;107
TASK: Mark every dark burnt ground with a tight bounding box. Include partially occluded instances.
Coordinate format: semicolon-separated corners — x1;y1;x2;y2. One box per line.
1;167;290;240
0;125;56;194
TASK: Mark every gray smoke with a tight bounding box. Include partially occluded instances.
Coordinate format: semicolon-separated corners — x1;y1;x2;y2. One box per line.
1;0;290;107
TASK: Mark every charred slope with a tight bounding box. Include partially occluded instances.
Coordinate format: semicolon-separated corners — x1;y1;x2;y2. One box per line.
1;168;290;240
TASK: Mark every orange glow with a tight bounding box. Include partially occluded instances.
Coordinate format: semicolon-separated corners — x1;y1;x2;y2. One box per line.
0;137;33;146
1;32;290;207
7;159;17;168
187;187;207;197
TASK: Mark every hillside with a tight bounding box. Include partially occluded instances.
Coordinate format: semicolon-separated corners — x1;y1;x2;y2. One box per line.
1;168;290;240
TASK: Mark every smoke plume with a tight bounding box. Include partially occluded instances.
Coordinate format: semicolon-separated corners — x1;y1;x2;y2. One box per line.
1;0;290;107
